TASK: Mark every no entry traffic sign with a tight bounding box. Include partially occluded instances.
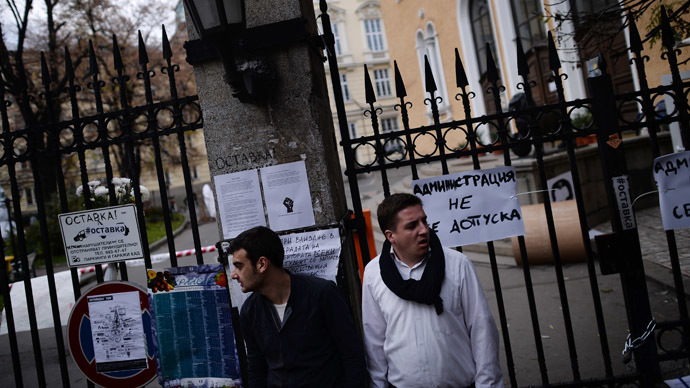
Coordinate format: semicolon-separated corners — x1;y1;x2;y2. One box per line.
67;281;156;387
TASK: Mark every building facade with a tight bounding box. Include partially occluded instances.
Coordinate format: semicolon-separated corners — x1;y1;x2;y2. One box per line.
373;0;690;151
316;0;401;166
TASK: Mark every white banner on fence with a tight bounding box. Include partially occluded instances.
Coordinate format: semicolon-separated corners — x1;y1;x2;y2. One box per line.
653;150;690;231
280;228;341;282
412;166;525;246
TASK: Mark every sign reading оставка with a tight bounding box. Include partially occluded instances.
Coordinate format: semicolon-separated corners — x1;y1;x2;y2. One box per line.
412;166;525;246
59;204;143;267
653;150;690;231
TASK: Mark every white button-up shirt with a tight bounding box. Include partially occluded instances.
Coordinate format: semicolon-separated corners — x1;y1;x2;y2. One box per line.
362;246;503;388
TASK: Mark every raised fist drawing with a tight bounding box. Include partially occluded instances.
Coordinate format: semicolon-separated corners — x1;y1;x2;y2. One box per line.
283;197;294;213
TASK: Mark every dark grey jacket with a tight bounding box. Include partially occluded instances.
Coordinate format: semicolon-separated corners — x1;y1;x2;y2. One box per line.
239;273;366;388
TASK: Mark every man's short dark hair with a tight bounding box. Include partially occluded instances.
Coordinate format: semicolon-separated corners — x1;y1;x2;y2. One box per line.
229;226;285;268
377;193;423;233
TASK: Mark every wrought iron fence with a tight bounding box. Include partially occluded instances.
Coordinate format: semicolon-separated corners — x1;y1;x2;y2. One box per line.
0;27;204;387
319;1;689;386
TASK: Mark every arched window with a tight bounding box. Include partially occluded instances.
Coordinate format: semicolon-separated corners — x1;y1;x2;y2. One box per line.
416;23;450;116
511;0;545;51
471;0;498;76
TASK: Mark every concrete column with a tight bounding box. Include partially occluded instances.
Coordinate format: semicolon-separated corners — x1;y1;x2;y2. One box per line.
185;1;360;309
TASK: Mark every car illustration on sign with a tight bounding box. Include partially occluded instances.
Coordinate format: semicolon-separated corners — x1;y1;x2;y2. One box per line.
74;222;130;241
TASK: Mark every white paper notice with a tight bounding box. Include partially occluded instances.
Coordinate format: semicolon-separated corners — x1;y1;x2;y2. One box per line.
280;228;341;282
87;291;147;372
261;161;315;231
412;166;525;246
214;170;266;239
653;151;690;231
546;171;575;202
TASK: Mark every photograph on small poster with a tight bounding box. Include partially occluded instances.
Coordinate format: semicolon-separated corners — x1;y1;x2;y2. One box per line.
147;264;242;388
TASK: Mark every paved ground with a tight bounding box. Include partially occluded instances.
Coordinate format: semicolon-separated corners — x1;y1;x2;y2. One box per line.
2;156;690;387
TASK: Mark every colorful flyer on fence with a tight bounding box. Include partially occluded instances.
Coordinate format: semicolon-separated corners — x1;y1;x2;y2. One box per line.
653;151;690;231
87;291;148;373
412;166;525;246
280;228;341;282
147;264;242;388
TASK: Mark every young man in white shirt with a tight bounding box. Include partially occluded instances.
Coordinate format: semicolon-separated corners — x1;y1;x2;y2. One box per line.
362;193;503;388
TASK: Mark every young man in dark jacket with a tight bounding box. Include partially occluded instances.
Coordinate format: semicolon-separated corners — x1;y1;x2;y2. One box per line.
229;226;366;388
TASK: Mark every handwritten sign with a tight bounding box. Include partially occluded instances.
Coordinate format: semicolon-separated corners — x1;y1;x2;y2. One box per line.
412;166;525;246
280;228;341;282
653;151;690;231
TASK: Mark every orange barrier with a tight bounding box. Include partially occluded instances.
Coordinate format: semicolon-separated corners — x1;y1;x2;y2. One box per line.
352;209;377;283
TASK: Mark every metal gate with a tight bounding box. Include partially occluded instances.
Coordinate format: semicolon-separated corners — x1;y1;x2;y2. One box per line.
319;2;690;387
0;28;207;387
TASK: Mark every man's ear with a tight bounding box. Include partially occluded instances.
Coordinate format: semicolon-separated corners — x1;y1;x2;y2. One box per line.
256;256;269;273
384;230;394;244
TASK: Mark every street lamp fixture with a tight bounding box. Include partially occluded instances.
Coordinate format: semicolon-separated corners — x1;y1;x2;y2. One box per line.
183;0;273;103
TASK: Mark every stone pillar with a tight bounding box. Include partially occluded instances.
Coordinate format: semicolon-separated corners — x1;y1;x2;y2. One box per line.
185;1;360;311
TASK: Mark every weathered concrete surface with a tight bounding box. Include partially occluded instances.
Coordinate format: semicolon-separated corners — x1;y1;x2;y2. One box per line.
189;0;346;231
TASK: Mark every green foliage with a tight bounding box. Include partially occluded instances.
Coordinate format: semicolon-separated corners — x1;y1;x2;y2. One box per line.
646;1;690;50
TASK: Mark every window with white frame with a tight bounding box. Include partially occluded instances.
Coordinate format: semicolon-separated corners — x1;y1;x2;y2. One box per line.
381;118;399;133
25;188;34;206
341;74;351;101
192;165;199;180
348;122;358;139
332;22;343;56
373;69;392;98
364;19;385;52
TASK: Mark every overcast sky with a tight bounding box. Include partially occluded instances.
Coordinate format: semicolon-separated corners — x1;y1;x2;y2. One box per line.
1;0;180;49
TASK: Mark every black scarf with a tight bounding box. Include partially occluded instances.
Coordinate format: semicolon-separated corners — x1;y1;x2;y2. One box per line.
379;231;445;315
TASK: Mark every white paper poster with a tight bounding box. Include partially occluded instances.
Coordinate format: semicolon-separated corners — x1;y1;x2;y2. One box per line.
87;291;147;372
214;169;266;239
280;228;341;282
261;161;315;231
412;166;525;246
547;171;574;202
653;151;690;231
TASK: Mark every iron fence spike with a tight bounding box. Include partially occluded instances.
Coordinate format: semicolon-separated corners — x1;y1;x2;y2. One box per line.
112;34;124;71
138;31;149;65
547;31;561;72
516;37;530;77
40;52;51;87
162;25;172;60
319;0;327;13
88;40;99;76
64;46;75;81
485;43;499;83
455;48;469;88
424;55;437;94
627;14;643;54
364;64;376;104
394;60;407;98
660;5;675;51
